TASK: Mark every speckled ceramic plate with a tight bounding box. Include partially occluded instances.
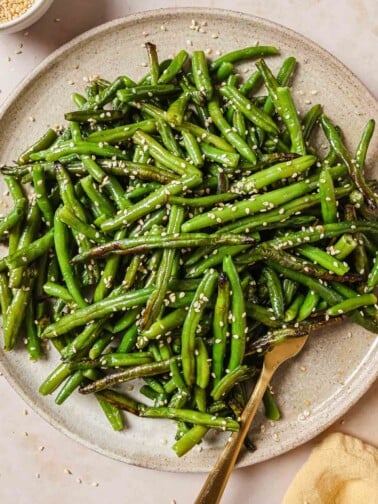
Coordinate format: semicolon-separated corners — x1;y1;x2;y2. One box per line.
0;8;377;472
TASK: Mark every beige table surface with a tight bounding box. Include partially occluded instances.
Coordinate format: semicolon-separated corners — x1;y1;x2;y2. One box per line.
0;1;377;503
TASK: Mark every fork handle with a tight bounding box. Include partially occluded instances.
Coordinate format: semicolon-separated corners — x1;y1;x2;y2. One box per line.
195;363;274;504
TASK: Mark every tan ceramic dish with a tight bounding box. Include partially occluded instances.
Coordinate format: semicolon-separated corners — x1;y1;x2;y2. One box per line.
0;8;377;472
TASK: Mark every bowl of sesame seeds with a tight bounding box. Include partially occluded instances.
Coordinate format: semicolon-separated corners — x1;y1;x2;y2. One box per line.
0;0;54;34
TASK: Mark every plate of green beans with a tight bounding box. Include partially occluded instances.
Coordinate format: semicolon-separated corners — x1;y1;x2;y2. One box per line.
0;8;377;472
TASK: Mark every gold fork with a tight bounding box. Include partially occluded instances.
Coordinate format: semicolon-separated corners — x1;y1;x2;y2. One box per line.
195;334;309;504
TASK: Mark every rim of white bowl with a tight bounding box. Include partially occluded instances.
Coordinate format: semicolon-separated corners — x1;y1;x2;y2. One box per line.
0;0;49;29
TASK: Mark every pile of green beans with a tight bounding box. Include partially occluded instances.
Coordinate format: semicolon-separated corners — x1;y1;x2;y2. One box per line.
0;43;377;457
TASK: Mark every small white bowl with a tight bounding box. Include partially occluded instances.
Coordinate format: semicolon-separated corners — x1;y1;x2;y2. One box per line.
0;0;55;34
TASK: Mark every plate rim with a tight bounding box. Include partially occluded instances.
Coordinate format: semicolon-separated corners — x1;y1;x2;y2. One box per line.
0;7;377;473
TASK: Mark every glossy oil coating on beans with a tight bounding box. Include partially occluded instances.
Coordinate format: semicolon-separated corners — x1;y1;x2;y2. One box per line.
0;43;377;457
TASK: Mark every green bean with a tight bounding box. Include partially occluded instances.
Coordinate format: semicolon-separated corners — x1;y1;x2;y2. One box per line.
93;230;126;302
100;173;201;232
195;337;210;390
8;220;21;255
141;205;184;331
211;365;250;401
283;278;297;306
0;177;26;239
319;166;337;223
141;406;239;432
181;269;218;386
65;109;126;122
79;357;175;394
276;86;306;155
199;142;240;168
240;69;263;96
297;244;349;276
72;232;256;262
182;178;318;232
96;394;124;431
87;119;156;144
55;371;84;405
0;272;11;326
43;282;73;302
140;385;159;401
172;425;208;457
208;100;257;163
60;321;104;360
39;363;71;395
25;300;43;360
219;85;279;134
30;141;130;163
80;175;115;217
84;76;134;110
191;51;213;100
178;121;235;152
194;386;207;412
327;294;377;316
284;293;305;322
170;193;236;208
94;389;142;416
98;352;153;368
87;332;113;359
32;164;54;226
53;213;87;308
140;308;187;343
331;234;358;260
237;221;374;265
216;185;349;236
145;42;159;85
166;92;190;126
158;50;189;84
263;388;281;421
57;206;106;244
268;262;343;306
366;253;378;292
321;115;378;208
230;114;245;145
211;46;278;70
156;119;183;158
133;130;199;178
223;256;247;371
212;273;230;386
302;104;322;141
3;228;53;270
117;84;179;103
72;92;87;108
17;128;58;165
231;155;316;194
9;201;41;288
262;266;285;321
356;119;375;168
297;290;320;321
118;325;138;354
42;287;153;339
181;130;204;167
215;61;234;82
